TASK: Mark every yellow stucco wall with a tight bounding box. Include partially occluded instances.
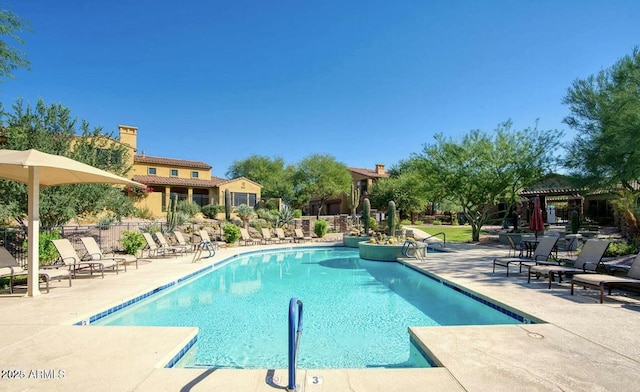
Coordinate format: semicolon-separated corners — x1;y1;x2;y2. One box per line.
218;179;262;206
132;162;210;180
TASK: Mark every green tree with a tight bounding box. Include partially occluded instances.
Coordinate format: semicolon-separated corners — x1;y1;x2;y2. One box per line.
0;99;135;227
368;172;427;223
295;154;352;218
414;121;560;241
563;47;640;195
0;7;31;87
226;155;296;202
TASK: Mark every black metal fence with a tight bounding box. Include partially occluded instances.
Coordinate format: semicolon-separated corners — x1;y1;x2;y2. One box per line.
0;222;222;268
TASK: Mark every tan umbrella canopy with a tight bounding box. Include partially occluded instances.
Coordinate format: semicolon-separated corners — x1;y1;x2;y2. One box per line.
0;149;145;297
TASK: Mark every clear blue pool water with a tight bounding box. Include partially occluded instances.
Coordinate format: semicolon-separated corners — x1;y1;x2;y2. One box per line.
92;247;522;369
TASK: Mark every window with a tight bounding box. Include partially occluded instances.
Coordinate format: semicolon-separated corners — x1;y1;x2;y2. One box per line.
232;192;257;207
148;167;157;175
191;171;199;179
170;169;178;177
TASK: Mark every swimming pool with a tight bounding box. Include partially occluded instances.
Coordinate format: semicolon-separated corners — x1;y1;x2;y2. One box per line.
91;247;526;369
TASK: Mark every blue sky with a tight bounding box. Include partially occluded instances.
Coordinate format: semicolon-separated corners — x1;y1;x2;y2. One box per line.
2;1;639;178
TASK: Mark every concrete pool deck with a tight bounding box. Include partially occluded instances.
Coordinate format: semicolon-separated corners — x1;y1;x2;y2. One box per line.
1;238;639;391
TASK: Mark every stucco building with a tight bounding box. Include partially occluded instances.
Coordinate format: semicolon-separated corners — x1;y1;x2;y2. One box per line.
306;164;389;216
118;125;261;217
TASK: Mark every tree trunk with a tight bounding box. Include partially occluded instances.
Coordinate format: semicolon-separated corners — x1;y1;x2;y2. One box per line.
471;224;480;242
316;200;324;219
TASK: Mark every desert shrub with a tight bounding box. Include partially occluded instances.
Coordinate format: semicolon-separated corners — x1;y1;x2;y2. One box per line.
235;204;255;226
177;200;201;216
145;223;162;233
314;220;328;238
134;206;155;220
604;241;636;257
174;211;190;226
264;199;279;211
294;209;302;218
223;224;241;244
201;204;225;219
98;213;117;229
256;209;277;224
278;205;295;227
23;231;62;265
250;218;269;230
121;231;145;255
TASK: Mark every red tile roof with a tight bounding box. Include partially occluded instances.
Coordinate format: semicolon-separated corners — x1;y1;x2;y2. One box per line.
133;175;226;188
348;167;389;179
132;175;263;189
134;154;211;169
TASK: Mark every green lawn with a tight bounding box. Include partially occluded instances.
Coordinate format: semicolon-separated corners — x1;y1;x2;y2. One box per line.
409;225;489;242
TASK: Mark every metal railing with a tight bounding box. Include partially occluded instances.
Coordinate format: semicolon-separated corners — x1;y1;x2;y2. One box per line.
287;297;304;392
0;222;226;267
422;231;446;247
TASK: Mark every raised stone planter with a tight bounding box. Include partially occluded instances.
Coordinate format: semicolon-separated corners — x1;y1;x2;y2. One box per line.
343;235;371;248
358;241;426;261
358;242;404;261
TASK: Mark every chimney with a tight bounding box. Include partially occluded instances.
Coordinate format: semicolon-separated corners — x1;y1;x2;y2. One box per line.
118;125;138;151
375;164;385;175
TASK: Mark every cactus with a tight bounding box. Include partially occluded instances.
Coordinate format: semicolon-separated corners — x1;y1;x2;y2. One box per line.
570;210;580;234
224;189;231;221
346;183;360;220
387;200;396;236
363;198;371;235
167;195;178;232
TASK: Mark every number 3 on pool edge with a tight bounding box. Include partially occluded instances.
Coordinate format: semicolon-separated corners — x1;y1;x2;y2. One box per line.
307;375;323;385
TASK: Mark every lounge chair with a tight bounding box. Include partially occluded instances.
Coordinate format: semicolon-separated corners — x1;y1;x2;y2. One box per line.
51;238;119;278
493;236;559;276
154;232;189;255
571;253;640;303
80;237;138;270
240;228;257;246
141;233;171;258
275;228;293;243
0;246;71;293
173;231;197;252
261;228;278;245
198;229;226;249
294;229;312;243
527;239;610;289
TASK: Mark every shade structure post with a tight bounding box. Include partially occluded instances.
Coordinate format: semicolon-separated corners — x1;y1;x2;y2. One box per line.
26;166;41;297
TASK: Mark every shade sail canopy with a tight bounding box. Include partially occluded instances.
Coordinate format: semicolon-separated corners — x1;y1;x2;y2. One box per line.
0;149;145;297
0;149;144;188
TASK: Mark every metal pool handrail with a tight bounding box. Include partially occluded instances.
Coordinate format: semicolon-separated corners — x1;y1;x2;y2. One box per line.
288;297;304;392
402;240;425;261
422;232;446;247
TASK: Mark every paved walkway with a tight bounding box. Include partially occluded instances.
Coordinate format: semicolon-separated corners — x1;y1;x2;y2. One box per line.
1;235;639;391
